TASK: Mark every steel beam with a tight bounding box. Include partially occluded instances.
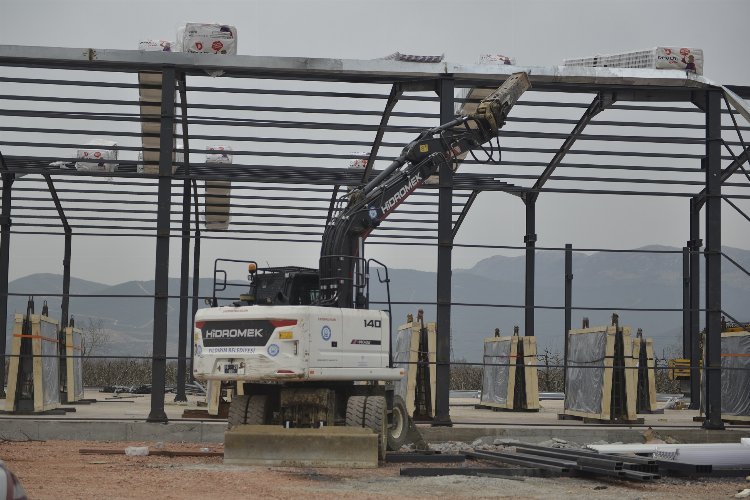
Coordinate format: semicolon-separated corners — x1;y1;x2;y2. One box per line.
174;74;190;403
361;83;403;183
703;90;724;430
42;174;71;329
688;198;701;410
451;190;478;239
695;146;749;209
564;243;572;385
148;67;176;423
433;76;454;427
523;194;536;337
0;168;13;398
532;93;614;193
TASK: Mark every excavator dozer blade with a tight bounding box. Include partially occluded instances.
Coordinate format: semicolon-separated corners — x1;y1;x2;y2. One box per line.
224;425;379;468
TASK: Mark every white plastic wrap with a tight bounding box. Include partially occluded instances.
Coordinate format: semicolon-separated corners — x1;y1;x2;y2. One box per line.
178;23;237;55
138;40;174;52
480;338;513;407
75;140;118;172
564;330;608;415
392;327;412;405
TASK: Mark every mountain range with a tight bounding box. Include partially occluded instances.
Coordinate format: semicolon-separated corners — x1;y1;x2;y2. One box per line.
3;245;749;363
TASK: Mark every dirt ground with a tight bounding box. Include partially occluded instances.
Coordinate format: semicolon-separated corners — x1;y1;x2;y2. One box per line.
1;440;748;499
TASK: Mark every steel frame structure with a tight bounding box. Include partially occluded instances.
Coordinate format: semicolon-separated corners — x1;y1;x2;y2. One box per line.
0;46;748;427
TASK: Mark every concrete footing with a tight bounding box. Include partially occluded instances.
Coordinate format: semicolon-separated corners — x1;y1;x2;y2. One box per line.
224;425;378;468
0;419;748;447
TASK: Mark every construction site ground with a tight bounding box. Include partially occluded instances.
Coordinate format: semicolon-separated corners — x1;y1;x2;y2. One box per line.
2;439;749;499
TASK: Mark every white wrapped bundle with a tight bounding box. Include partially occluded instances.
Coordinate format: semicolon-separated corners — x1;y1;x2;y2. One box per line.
178;23;237;54
205;145;232;230
75;140;118;172
348;151;368;170
206;145;233;164
138;40;174;52
478;54;516;65
563;47;704;75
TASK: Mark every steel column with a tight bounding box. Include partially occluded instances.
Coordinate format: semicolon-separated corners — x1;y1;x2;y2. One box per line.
174;74;190;402
189;180;201;383
148;67;176;423
682;246;690;360
523;195;536;337
688;198;701;410
0;172;13;398
433;76;454;426
563;243;572;384
703;90;724;430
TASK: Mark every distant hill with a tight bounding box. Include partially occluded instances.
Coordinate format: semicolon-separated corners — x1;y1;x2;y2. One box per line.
3;246;749;362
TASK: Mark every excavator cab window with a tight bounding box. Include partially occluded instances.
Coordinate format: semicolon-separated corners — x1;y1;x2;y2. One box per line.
288;273;320;305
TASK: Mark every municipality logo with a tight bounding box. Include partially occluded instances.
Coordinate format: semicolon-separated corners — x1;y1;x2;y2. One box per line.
321;325;332;341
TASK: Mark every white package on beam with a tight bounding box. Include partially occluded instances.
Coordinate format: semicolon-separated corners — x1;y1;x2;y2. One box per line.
204;145;232;231
138;40;174;52
178;23;237;55
563;47;704;75
75;139;118;172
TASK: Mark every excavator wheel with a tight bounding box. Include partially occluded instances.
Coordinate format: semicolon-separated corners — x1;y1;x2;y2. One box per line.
387;395;409;451
364;396;388;461
345;395;367;427
227;394;268;428
227;395;250;429
245;395;269;424
346;395;387;460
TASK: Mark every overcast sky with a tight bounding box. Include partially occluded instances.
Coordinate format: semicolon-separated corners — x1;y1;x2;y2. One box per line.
1;0;749;286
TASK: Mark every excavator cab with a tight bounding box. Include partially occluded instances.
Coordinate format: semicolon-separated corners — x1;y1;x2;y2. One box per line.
211;258;319;306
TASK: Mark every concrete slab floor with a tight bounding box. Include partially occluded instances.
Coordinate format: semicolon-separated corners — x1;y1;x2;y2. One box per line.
1;389;748;445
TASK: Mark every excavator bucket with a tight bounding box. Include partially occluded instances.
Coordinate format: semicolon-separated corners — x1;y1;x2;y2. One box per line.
224;425;379;468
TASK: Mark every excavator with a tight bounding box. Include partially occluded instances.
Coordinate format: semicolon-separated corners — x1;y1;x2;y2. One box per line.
193;73;530;458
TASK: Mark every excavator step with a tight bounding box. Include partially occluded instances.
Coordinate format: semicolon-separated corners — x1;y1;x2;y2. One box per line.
224;425;378;468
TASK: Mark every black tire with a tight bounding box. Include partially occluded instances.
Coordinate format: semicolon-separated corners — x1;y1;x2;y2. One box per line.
245;395;268;424
387;395;409;451
364;396;387;461
227;394;250;429
345;395;367;427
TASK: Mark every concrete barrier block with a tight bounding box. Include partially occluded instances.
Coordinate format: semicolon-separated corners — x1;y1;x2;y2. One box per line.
224;425;378;468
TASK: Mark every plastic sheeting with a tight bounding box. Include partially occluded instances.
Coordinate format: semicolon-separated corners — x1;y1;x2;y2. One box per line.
564;330;607;415
392;327;412;403
721;334;750;417
480;338;512;407
39;318;60;409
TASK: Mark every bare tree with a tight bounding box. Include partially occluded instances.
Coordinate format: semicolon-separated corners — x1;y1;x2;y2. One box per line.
80;318;111;358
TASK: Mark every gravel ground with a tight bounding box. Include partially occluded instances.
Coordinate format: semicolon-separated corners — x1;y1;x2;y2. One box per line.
1;440;748;499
